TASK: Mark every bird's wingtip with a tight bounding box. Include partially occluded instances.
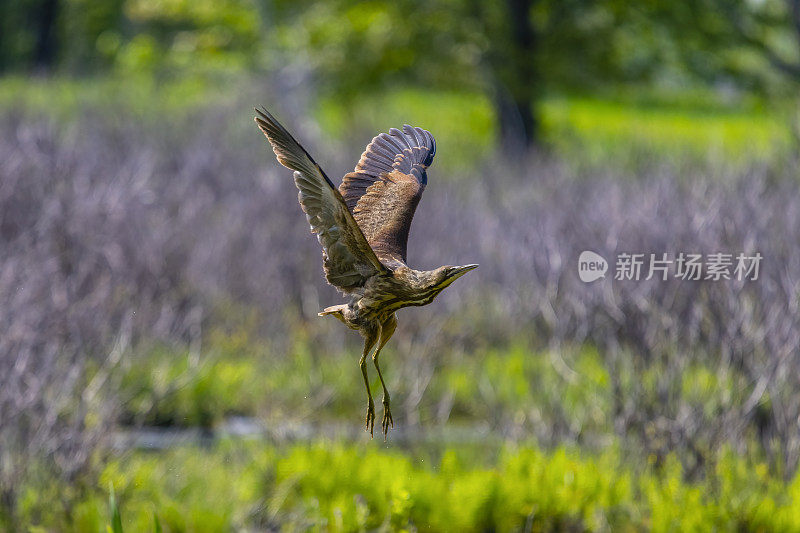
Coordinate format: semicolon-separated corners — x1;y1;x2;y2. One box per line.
254;106;273;121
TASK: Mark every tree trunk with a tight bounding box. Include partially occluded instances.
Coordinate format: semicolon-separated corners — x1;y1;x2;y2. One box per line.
495;85;536;154
33;0;59;72
495;0;538;151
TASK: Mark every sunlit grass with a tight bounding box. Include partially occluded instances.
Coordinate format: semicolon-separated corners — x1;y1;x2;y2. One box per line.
543;95;790;167
0;74;234;121
2;74;799;532
17;440;800;531
316;87;792;171
115;330;754;456
1;74;789;172
315;88;496;173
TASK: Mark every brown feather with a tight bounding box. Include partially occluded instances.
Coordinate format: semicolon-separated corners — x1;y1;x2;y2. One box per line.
339;125;435;267
352;170;422;267
254;108;387;291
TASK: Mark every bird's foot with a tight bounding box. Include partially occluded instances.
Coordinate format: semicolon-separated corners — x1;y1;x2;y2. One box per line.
365;399;375;437
381;398;393;440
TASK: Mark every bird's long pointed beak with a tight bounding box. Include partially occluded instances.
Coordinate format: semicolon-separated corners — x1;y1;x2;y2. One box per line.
449;264;479;280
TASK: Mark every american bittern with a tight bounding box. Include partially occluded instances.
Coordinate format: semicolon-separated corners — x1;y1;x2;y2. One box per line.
255;108;477;439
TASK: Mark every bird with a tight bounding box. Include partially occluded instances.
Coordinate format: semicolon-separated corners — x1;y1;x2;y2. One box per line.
255;107;477;439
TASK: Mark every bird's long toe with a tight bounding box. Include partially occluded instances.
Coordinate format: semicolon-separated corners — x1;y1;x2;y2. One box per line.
381;400;393;440
365;399;376;437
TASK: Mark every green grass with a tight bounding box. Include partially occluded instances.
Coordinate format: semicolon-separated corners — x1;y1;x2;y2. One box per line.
3;76;796;530
117;335;614;431
6;316;791;532
15;440;800;532
0;74;237;123
315;88;496;172
543;95;790;168
1;74;791;172
114;330;757;464
316;87;792;172
116;330;756;448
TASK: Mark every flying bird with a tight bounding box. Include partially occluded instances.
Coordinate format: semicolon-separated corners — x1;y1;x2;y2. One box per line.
255;108;477;439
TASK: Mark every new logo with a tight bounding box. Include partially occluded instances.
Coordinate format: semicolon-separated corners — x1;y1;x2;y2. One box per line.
578;250;608;283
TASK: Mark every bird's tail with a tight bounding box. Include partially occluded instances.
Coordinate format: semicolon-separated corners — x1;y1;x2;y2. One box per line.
318;305;347;322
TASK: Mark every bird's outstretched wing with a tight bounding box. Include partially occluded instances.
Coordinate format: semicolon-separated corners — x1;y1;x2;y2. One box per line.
340;125;436;268
255;108;387;292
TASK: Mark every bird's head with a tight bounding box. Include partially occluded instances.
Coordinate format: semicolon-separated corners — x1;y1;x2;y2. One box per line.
424;264;479;294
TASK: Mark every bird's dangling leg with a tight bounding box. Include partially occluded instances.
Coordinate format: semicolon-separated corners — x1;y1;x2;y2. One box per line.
360;327;379;437
373;314;397;439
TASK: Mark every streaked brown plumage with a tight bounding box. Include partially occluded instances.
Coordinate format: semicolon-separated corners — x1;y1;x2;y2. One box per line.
255;107;477;438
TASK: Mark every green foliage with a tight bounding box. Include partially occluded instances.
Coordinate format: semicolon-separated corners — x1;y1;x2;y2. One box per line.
109;326;766;504
316;87;790;171
0;74;235;123
4;0;799;116
117;333;611;433
97;443;272;532
16;441;800;531
315;88;496;173
439;344;614;439
108;483;124;533
543;94;790;168
273;0;487;96
2;68;798;531
119;342;267;427
268;443;632;531
118;324;367;427
0;74;789;171
116;0;262;74
9;316;800;531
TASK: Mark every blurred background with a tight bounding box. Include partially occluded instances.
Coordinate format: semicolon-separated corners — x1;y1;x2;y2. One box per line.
2;0;800;530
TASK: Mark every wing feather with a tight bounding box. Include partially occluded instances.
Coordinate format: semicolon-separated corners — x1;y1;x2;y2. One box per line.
255;107;386;292
339;125;436;267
